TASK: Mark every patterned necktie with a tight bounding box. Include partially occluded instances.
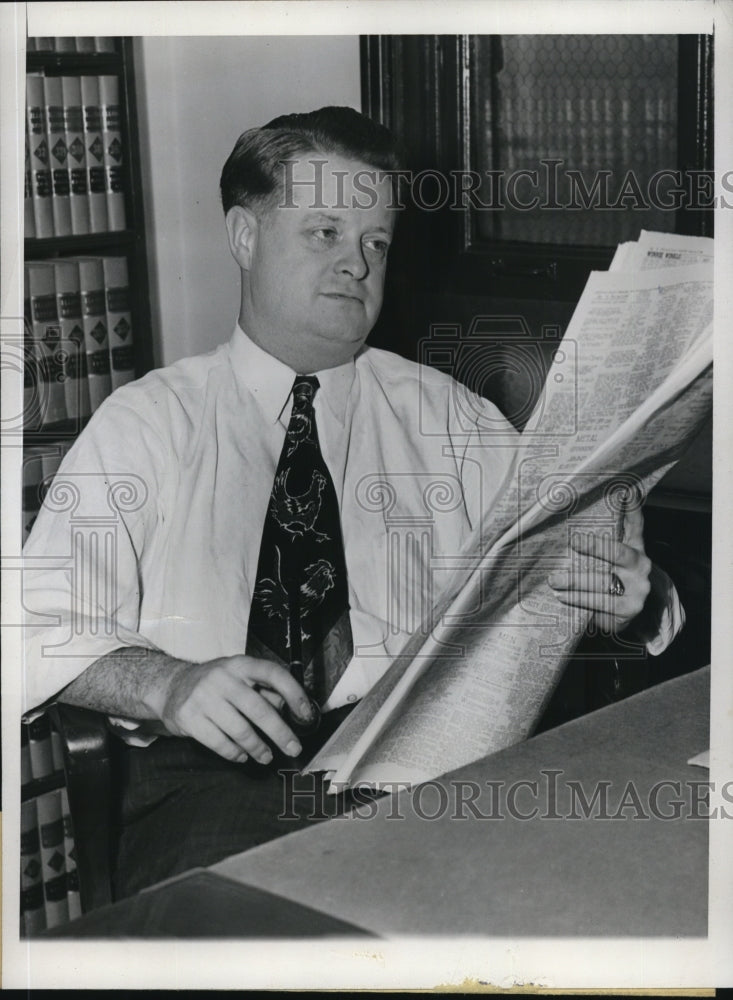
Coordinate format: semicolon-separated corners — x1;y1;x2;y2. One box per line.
246;375;353;706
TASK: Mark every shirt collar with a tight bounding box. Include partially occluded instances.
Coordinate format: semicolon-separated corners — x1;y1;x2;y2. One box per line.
228;324;355;426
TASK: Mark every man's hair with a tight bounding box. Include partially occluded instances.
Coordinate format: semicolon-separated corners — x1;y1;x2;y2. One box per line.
219;105;405;214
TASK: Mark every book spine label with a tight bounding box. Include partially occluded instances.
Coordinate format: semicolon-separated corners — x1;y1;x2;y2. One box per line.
99;75;126;230
103;257;136;388
81;75;109;232
43;75;73;237
79;257;113;410
26;75;54;239
62;76;91;235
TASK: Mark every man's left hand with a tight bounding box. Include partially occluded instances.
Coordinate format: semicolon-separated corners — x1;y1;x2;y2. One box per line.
547;505;652;635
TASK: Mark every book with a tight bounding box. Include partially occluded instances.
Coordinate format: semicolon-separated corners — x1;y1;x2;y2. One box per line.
21;722;33;786
95;37;117;53
21;799;47;936
37;790;70;928
26;74;54;239
23;446;66;545
53;260;92;423
60;788;82;921
51;728;66;775
40;446;65;518
25;262;68;426
54;37;75;53
77;256;113;411
28;712;55;780
22;447;45;545
102;256;136;389
75;37;95;53
80;75;108;232
24;129;36;237
43;75;73;237
98;75;126;230
61;75;91;235
23;282;45;432
304;232;714;792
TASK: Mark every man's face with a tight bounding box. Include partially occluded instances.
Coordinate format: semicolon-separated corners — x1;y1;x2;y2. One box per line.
236;152;397;373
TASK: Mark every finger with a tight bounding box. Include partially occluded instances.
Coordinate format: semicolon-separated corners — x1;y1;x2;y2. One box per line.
259;688;285;711
237;656;315;723
225;680;303;758
551;588;628;615
548;568;622;593
188;715;250;764
622;503;645;549
571;531;636;567
205;700;275;765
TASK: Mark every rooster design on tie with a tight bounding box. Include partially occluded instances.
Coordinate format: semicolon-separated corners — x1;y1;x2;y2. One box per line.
254;547;337;645
269;468;328;540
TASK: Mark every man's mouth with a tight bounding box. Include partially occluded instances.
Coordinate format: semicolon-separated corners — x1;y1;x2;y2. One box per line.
321;291;364;303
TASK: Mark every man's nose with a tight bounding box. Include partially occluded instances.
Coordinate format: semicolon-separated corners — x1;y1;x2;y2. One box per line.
336;241;368;280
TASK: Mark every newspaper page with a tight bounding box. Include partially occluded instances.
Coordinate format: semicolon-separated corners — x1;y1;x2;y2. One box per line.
306;237;713;790
611;230;713;272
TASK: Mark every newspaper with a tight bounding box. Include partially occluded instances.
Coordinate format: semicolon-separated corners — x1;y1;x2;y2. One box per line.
305;233;714;791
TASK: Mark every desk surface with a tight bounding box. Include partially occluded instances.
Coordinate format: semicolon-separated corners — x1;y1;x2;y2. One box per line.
211;666;710;937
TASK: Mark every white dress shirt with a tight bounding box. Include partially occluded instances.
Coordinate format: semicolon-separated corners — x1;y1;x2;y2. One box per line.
22;325;682;730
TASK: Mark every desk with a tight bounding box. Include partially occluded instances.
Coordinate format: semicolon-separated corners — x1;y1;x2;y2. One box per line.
47;666;709;938
212;665;710;937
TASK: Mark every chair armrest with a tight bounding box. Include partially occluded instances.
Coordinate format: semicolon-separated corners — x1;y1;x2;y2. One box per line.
47;703;114;913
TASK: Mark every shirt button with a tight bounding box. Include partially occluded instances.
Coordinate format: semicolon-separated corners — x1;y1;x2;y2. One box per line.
346;694;357;703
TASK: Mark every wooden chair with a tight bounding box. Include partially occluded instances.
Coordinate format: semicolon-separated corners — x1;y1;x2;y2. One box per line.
47;703;116;913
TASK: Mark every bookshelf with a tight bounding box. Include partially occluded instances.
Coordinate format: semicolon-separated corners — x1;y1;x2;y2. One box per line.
24;37;154;404
22;35;155;935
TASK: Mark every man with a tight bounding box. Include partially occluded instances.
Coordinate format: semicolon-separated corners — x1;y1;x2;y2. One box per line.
23;107;680;897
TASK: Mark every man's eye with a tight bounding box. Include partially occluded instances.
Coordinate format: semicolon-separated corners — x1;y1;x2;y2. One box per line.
364;238;390;255
313;228;337;241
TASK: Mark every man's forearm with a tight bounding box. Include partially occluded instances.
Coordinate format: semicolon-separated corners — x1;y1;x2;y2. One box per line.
58;646;189;725
59;647;313;763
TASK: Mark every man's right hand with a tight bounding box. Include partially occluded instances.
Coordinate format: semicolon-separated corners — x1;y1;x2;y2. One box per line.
154;655;314;764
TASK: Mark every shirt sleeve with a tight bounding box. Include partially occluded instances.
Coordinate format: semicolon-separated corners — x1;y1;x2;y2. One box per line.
22;389;168;717
634;562;686;656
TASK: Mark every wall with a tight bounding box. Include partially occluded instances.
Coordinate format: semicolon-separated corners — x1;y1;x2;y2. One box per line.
133;36;361;367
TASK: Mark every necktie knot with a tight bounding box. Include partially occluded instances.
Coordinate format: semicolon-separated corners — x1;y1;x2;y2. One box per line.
292;375;319;413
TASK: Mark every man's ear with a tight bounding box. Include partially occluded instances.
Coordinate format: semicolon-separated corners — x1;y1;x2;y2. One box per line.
225;205;258;271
